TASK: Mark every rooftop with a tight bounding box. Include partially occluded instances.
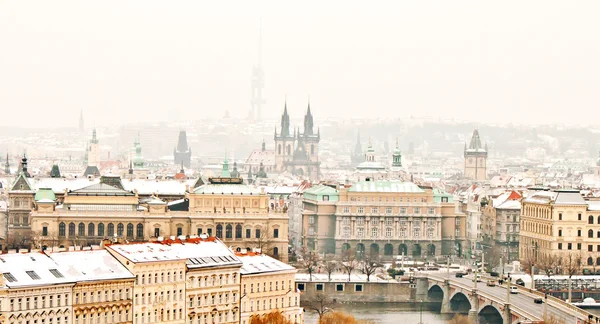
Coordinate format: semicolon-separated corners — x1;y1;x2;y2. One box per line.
238;253;295;275
349;181;425;193
48;250;134;282
0;253;74;288
193;183;262;195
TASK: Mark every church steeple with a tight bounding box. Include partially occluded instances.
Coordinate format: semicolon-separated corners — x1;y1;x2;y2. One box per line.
91;128;98;144
4;153;9;175
261;139;266;152
392;138;402;167
279;102;291;137
303;102;314;136
21;153;30;178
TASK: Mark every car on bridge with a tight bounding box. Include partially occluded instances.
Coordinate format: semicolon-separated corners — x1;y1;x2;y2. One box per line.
486;280;496;287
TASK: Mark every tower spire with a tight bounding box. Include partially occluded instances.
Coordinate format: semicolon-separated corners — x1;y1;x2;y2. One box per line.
4;153;9;175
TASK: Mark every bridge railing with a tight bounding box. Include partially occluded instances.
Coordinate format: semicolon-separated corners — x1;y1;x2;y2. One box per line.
515;285;594;321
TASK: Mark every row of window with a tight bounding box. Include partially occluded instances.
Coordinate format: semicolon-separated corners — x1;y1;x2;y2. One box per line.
296;282;362;293
348;227;435;238
188;292;237;307
9;294;71;311
342;206;436;215
188;273;238;288
341;217;437;226
243;279;292;294
136;289;184;304
76;310;129;324
136;270;184;285
56;222;143;238
171;226;278;240
243;296;297;312
349;197;429;203
7;315;69;324
135;308;184;324
75;289;130;304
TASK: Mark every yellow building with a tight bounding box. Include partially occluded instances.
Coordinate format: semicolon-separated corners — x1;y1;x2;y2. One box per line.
48;250;136;324
238;252;303;324
302;181;466;258
520;189;600;271
106;242;188;324
463;129;488;181
0;253;75;324
29;170;289;262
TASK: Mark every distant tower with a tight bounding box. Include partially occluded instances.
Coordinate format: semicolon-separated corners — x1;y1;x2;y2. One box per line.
79;109;84;133
132;133;144;169
20;154;31;178
174;130;192;168
4;153;10;175
365;138;376;162
392;138;402;168
274;102;295;171
250;21;265;121
351;131;364;166
88;128;100;167
50;164;61;178
464;129;488;181
302;102;320;163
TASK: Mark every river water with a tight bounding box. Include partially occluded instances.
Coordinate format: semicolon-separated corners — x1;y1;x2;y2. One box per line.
303;303;454;324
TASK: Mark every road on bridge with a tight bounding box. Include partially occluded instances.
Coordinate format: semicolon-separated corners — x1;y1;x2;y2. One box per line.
430;273;584;322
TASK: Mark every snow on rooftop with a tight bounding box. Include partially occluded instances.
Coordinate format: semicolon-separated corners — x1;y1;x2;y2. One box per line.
0;253;74;288
49;250;134;282
238;254;295;275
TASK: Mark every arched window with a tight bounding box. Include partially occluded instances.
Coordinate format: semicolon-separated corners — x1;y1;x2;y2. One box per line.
117;223;124;236
597;257;600;266
589;216;594;224
78;223;85;236
108;223;115;236
287;144;291;156
588;257;594;266
127;223;134;238
273;247;279;256
278;144;281;155
98;223;105;237
311;144;315;155
235;224;242;239
68;222;76;237
589;229;594;238
226;224;232;239
136;224;144;238
216;224;223;238
88;223;95;237
59;222;66;237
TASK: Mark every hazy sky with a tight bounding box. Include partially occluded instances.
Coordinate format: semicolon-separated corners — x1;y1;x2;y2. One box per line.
1;1;599;128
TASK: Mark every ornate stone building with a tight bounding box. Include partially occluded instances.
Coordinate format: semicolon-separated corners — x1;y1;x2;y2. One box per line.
7;156;34;238
464;129;488;181
302;181;466;259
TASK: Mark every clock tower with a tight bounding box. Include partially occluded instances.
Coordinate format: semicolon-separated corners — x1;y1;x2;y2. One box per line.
464;129;488;181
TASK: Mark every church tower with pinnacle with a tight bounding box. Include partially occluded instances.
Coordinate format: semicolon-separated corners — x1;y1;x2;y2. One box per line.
464;129;488;181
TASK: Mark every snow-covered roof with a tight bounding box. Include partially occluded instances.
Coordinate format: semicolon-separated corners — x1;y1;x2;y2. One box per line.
238;254;295;275
122;179;197;196
496;200;521;210
49;250;134;282
106;238;241;269
349;181;424;193
245;150;275;166
0;253;75;288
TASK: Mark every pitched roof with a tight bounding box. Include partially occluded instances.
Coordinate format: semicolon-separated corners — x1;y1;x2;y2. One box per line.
238;254;295;275
10;172;33;192
0;253;74;288
48;250;134;282
35;188;56;202
70;183;134;196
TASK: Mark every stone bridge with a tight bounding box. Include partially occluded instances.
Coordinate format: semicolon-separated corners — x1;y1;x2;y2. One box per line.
415;274;596;324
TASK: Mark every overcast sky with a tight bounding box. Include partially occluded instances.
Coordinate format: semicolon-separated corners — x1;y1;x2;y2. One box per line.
1;1;599;128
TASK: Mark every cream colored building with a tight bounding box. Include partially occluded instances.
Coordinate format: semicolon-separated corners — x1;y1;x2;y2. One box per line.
238;253;303;324
302;181;466;259
106;243;188;324
48;250;135;324
520;189;600;272
29;171;289;262
0;253;75;324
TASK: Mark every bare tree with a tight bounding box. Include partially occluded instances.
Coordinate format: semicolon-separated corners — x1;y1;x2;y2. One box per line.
362;254;383;282
537;251;561;279
307;293;337;320
447;314;471;324
542;314;566;324
562;252;583;302
340;249;358;282
250;230;277;258
5;229;33;250
31;230;60;251
300;246;320;281
485;246;503;273
322;254;337;282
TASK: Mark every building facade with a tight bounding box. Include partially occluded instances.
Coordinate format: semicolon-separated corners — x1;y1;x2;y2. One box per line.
464;129;488;181
238;253;303;324
302;181;466;259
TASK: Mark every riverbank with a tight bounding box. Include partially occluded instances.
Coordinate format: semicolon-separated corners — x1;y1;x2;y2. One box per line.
303;303;453;324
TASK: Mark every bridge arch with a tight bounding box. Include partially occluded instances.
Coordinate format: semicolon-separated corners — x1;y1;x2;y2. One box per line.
449;291;471;313
478;304;503;324
427;284;444;302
